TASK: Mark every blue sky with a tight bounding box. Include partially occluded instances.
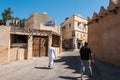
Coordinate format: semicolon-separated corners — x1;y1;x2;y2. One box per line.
0;0;109;26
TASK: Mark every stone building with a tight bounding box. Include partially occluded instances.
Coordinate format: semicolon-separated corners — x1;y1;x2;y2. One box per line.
25;12;62;57
0;12;61;64
25;12;55;29
0;26;30;64
87;0;120;66
60;14;88;51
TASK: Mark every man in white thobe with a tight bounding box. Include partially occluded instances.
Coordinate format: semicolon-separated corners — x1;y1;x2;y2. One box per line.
48;44;56;68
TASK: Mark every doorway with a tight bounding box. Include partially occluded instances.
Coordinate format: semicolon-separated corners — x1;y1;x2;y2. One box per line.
33;36;48;57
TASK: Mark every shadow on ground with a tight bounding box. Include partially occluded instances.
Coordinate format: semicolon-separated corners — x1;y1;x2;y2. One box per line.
34;67;49;69
55;51;120;80
54;54;97;80
59;76;79;80
55;55;81;74
55;53;82;80
94;60;120;80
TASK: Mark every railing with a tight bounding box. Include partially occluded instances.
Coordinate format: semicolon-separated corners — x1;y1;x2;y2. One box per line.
10;27;30;34
10;27;52;36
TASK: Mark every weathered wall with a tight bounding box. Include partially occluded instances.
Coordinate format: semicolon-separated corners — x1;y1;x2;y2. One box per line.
10;48;27;61
102;13;120;65
0;26;10;64
60;15;74;40
88;1;120;66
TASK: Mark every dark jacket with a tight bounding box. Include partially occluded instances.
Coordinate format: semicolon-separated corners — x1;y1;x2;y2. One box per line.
80;46;91;60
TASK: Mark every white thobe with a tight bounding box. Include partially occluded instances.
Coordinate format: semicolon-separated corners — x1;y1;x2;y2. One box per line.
48;47;56;67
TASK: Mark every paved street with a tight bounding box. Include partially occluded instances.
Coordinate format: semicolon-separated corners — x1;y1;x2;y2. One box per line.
0;51;120;80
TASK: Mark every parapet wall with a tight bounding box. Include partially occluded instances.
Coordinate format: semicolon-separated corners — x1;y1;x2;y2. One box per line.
88;0;120;66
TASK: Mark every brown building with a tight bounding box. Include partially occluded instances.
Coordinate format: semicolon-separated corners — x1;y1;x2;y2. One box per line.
60;14;88;51
88;0;120;66
25;12;55;29
0;12;61;64
25;12;62;56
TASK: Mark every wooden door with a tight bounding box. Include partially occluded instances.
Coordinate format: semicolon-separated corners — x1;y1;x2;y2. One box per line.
39;38;48;56
33;36;48;57
33;37;40;57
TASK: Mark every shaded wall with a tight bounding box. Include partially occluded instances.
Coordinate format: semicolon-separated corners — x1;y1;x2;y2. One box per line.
102;13;120;65
88;8;120;66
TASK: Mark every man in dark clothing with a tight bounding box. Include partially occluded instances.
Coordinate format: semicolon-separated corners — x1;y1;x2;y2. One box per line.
80;42;94;78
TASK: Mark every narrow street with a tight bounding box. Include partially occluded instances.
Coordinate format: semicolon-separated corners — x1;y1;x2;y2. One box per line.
0;51;120;80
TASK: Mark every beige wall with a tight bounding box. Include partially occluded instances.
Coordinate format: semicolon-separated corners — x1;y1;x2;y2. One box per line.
74;15;87;31
88;0;120;66
10;48;27;61
25;15;34;29
60;16;74;40
75;31;88;42
74;15;88;42
0;26;10;64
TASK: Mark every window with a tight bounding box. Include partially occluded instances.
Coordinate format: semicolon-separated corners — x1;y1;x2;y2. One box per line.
52;35;60;47
61;26;65;31
83;26;87;32
69;23;71;29
78;22;81;26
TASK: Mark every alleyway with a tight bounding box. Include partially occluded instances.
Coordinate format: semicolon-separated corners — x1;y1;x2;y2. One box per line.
0;51;120;80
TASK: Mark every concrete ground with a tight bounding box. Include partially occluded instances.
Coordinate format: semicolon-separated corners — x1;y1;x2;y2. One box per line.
0;51;120;80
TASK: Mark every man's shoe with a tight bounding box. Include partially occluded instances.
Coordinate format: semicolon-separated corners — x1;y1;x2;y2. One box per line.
48;66;50;68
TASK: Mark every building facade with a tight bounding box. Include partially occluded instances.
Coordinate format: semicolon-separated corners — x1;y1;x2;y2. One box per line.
60;14;88;51
88;0;120;66
25;12;62;56
0;12;61;64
